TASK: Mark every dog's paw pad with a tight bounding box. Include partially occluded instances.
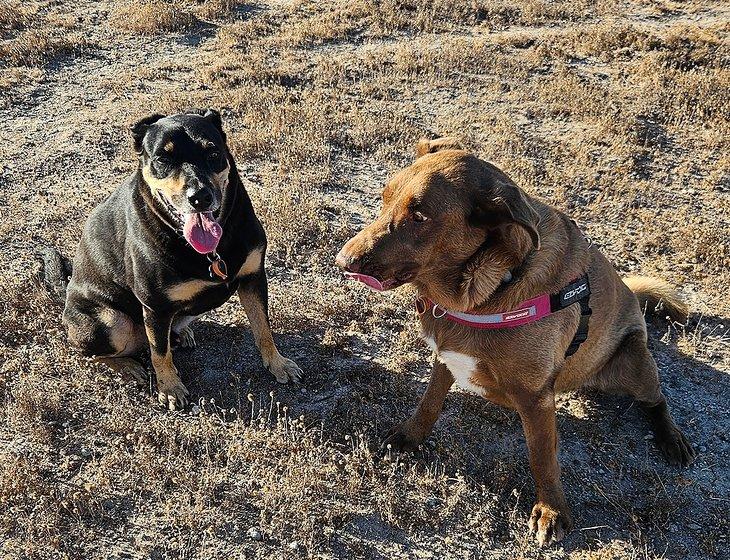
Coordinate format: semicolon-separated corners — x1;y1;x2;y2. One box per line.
528;502;573;547
269;357;303;384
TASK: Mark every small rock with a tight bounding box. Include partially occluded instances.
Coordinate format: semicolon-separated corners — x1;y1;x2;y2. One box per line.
247;527;262;541
425;496;441;509
288;541;299;551
644;434;653;440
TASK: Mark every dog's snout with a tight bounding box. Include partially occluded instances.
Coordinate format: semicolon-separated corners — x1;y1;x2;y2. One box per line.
335;249;361;273
187;187;214;211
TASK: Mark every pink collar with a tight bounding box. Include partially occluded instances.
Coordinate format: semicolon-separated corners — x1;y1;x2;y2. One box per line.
416;275;591;330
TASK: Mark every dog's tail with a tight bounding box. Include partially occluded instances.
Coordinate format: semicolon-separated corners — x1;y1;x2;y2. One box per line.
38;246;72;303
623;276;688;323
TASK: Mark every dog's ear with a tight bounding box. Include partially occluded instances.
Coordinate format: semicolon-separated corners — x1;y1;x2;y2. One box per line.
130;113;164;154
416;136;464;158
202;108;226;142
470;179;541;250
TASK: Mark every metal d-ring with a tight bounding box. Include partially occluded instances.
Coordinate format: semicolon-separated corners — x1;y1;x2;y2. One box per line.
432;305;447;319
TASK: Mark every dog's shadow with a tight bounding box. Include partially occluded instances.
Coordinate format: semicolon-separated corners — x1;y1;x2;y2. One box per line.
178;315;729;557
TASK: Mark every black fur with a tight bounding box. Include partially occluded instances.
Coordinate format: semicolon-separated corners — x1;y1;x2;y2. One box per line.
46;110;268;360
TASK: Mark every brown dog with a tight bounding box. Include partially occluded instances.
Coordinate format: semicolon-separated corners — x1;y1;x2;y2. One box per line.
335;138;695;546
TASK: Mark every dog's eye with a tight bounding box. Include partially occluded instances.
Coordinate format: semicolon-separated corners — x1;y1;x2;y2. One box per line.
413;211;428;223
207;151;220;164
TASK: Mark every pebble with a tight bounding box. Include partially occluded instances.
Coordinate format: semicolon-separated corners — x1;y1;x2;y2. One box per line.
288;541;299;551
247;527;262;541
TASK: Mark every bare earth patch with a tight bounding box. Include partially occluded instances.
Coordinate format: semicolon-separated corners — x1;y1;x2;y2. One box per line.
0;1;728;559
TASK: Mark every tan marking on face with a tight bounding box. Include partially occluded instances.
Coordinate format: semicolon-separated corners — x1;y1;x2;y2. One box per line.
164;141;174;153
166;279;217;301
98;308;142;355
237;248;263;278
142;163;185;200
212;162;230;190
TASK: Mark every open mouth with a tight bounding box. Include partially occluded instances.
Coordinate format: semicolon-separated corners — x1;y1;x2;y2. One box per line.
157;192;185;227
344;271;414;292
157;194;223;254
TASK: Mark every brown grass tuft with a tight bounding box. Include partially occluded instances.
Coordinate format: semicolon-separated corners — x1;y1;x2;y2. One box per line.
110;1;197;35
0;29;86;67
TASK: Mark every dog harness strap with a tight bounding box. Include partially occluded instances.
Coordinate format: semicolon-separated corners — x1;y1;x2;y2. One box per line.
564;296;592;357
416;274;592;356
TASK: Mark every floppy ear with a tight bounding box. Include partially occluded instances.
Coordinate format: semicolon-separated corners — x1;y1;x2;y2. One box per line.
202;108;226;142
130;113;164;154
415;136;464;158
470;179;541;250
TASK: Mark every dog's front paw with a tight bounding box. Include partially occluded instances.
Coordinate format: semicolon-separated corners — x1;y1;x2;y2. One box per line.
269;356;303;384
381;424;423;454
157;377;189;410
656;426;696;467
529;501;573;547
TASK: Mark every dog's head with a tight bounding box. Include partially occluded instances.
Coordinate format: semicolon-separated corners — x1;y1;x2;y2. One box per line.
131;109;231;254
335;137;541;293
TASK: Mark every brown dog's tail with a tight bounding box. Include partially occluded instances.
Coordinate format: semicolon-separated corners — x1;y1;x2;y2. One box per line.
623;276;688;323
38;246;72;303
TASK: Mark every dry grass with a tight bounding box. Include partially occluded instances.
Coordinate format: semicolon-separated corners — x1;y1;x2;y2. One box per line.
110;1;197;35
1;0;729;558
0;1;34;32
0;2;87;69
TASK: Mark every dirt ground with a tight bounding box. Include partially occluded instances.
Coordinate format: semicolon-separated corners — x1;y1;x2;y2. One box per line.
1;1;729;559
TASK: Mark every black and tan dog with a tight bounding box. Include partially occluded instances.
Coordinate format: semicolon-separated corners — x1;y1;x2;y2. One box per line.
336;138;695;546
42;109;301;410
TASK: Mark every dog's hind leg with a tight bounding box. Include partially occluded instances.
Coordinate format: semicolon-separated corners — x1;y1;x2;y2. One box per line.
237;271;302;384
588;330;696;466
65;306;149;386
172;315;198;349
97;356;149;386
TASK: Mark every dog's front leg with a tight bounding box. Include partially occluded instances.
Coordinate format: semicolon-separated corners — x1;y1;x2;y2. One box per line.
237;273;302;384
143;307;189;410
516;390;573;547
382;360;454;452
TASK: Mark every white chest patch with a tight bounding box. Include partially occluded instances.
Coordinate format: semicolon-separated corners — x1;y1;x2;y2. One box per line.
423;336;483;396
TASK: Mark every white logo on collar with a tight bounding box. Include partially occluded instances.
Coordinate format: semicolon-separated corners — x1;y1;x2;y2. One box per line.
563;283;587;301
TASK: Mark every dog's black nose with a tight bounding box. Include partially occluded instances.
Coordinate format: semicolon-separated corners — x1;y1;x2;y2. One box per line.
187;187;214;211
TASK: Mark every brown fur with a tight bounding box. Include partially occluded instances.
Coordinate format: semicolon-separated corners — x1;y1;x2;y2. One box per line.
337;139;696;547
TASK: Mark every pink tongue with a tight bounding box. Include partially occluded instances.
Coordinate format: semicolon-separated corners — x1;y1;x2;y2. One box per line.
344;272;385;292
183;212;222;254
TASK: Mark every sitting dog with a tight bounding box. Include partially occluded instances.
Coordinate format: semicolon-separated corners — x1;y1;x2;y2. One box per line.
336;137;695;546
42;109;301;410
